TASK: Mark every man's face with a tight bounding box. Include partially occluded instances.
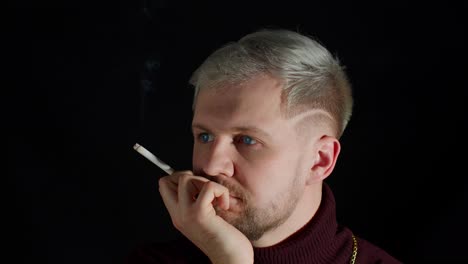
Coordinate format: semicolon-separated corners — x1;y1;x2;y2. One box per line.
192;75;313;241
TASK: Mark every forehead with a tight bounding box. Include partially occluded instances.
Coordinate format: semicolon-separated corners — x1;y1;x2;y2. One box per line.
193;75;285;130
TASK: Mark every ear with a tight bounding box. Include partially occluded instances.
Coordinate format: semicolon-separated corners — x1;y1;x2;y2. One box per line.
306;136;341;185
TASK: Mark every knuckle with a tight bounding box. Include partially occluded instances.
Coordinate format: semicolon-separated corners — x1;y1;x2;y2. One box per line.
177;175;188;184
204;181;227;193
176;170;193;177
204;181;217;189
158;177;167;185
178;174;191;182
221;184;229;192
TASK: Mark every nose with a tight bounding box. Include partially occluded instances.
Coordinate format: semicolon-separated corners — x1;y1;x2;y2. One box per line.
201;139;234;178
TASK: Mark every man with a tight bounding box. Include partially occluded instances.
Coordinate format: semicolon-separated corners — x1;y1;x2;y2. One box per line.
127;29;401;263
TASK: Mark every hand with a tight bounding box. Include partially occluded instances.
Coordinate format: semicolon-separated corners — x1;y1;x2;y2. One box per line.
158;171;254;264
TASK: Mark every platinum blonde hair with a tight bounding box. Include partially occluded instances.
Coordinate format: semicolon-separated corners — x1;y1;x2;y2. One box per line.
189;29;353;137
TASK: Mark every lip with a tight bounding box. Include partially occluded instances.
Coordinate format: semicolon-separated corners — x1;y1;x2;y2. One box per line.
229;194;241;200
228;195;242;208
229;195;243;205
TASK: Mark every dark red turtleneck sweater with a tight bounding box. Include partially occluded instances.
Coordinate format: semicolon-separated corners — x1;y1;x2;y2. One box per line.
126;183;401;263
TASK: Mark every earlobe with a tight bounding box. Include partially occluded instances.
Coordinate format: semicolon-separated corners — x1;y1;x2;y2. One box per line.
306;136;341;185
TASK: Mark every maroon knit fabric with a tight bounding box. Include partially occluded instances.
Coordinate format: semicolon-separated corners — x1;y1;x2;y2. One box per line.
126;183;401;264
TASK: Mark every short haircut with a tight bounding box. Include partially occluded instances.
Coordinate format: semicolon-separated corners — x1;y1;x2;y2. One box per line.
190;29;353;138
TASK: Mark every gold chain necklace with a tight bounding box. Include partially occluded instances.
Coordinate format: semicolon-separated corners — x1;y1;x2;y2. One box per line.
350;235;358;264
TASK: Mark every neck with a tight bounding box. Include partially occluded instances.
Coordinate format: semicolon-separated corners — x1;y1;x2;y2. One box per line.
251;183;323;247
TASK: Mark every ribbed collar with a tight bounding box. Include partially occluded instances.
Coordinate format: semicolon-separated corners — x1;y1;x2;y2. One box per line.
253;183;353;264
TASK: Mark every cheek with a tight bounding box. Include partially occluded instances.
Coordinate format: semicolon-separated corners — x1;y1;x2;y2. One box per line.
240;150;299;203
192;143;206;168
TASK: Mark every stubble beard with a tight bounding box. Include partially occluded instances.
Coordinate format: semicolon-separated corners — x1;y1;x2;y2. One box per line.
213;175;303;241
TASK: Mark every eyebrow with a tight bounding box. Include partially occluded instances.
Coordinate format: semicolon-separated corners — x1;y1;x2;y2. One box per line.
192;123;273;140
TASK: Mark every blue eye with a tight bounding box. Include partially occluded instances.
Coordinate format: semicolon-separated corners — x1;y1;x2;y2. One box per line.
198;133;214;143
241;136;257;145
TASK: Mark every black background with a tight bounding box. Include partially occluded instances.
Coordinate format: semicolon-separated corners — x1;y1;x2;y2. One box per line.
10;3;467;263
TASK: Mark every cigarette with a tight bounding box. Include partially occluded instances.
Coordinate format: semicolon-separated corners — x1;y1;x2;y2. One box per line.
133;143;174;174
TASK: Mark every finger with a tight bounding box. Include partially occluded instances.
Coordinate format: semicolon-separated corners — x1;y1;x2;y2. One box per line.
158;171;198;205
160;174;178;192
177;174;209;208
159;184;177;217
159;171;192;205
196;181;230;211
158;176;179;217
